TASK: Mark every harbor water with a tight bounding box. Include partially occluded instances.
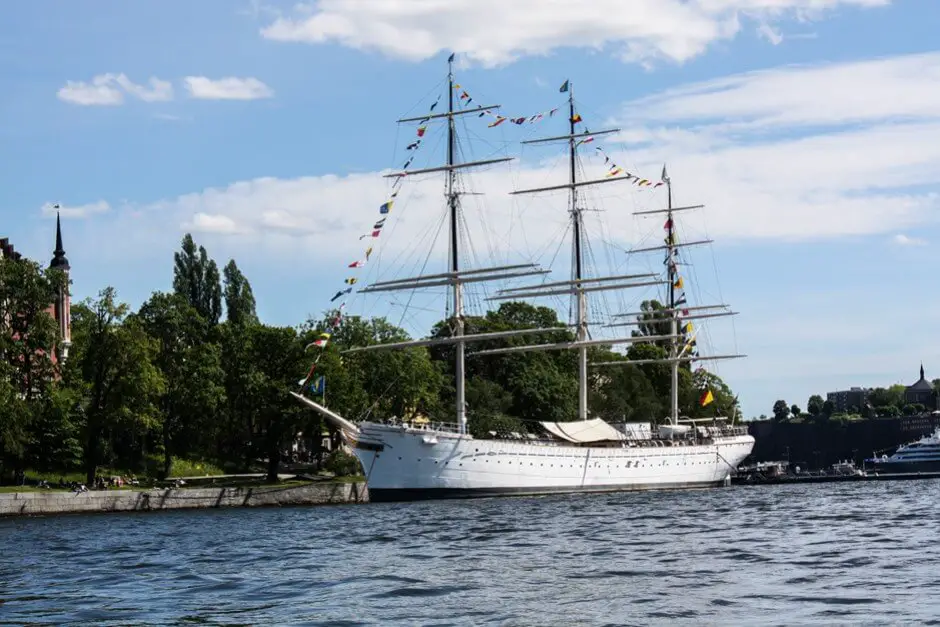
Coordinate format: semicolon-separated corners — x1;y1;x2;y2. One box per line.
2;480;939;625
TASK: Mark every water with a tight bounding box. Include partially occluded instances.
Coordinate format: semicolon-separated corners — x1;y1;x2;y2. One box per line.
2;481;940;626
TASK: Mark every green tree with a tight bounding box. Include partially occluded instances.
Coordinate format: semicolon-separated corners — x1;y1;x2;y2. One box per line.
790;404;801;418
822;399;835;418
0;257;63;476
807;395;824;416
223;259;258;327
69;288;165;484
172;234;222;325
244;325;307;481
772;399;789;422
137;292;225;477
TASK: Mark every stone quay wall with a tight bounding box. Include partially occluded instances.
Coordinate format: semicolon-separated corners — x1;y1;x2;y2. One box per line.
0;481;368;517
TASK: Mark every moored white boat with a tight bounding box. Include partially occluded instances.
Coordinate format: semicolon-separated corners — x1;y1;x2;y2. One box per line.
293;394;754;501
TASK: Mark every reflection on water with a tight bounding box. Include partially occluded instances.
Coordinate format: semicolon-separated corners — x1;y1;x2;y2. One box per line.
3;481;940;625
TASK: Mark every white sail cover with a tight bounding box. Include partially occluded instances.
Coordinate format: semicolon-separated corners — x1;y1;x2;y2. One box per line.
540;418;625;443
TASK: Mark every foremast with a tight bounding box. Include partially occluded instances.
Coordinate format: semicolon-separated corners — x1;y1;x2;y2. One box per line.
566;84;589;421
347;55;567;436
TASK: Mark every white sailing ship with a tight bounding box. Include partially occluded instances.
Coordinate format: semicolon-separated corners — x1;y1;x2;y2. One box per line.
293;57;755;502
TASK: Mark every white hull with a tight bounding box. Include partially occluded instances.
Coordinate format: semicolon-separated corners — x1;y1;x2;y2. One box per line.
350;422;755;502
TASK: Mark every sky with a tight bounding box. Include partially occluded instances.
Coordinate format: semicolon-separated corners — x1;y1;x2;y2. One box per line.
2;0;939;419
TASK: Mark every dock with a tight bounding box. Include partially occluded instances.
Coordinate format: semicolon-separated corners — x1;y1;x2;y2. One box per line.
732;470;940;486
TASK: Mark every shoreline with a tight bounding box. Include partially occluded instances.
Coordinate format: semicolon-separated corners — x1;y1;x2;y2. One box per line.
0;481;369;518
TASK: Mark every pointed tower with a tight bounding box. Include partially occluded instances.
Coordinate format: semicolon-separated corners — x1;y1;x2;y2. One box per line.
49;212;71;361
921;362;926;381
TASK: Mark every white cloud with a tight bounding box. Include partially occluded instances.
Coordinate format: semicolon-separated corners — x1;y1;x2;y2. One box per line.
57;73;173;106
623;52;940;128
74;52;940;259
891;233;927;246
756;22;784;45
113;74;173;102
260;0;889;66
183;76;274;100
182;213;247;235
57;76;124;106
41;201;111;219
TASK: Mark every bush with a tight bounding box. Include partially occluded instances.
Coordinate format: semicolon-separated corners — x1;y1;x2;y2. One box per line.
324;450;362;477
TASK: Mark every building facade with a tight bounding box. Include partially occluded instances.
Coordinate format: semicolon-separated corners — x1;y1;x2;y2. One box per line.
826;387;870;413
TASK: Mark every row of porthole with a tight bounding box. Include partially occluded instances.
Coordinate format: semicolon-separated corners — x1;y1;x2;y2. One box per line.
465;451;712;459
394;456;715;468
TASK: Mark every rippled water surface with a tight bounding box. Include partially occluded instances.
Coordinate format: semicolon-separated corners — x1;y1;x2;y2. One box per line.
3;481;940;625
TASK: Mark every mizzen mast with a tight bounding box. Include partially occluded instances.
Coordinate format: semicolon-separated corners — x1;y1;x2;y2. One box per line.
596;169;743;425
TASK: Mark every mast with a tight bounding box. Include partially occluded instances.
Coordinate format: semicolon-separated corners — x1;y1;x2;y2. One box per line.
353;54;545;434
567;83;589;422
664;166;679;426
447;55;468;436
490;82;676;417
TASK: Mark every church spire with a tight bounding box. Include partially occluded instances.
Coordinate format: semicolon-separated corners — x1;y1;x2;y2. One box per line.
50;210;69;270
921;362;926;381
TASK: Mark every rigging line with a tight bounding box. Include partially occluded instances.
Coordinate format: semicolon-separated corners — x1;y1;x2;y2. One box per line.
398;77;448;123
392;207;450;332
366;126;450;293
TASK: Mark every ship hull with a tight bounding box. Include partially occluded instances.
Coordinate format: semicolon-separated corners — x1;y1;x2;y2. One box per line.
867;460;940;474
368;481;726;503
350;423;755;502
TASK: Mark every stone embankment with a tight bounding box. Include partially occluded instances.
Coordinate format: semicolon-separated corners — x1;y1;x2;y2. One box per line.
0;481;368;517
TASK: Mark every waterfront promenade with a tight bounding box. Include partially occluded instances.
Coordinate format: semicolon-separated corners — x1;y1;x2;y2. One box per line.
0;481;368;517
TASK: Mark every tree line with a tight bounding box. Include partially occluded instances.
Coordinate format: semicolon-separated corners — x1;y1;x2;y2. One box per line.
0;234;739;485
769;384;940;424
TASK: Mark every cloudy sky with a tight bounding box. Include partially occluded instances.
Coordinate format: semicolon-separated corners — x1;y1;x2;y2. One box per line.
2;0;938;418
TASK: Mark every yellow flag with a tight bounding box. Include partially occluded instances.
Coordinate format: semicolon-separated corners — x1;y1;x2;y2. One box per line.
700;389;714;407
674;277;684;289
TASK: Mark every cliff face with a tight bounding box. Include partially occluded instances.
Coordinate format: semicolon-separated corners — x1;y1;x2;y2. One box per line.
746;415;940;469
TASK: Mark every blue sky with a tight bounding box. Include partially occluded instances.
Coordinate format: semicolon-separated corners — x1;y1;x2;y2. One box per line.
2;0;939;419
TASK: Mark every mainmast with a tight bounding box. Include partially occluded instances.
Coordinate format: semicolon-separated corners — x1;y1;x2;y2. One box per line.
446;55;468;435
567;83;589;421
478;81;676;414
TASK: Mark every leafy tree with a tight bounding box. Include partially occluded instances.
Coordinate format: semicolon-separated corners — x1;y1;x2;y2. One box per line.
313;315;444;422
790;404;801;418
244;325;307;481
69;288;165;484
0;257;63;476
822;400;835;418
772;399;789;422
172;234;222;325
137;292;224;477
223;260;258;327
807;395;824;417
218;320;257;468
431;302;575;426
876;405;900;418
